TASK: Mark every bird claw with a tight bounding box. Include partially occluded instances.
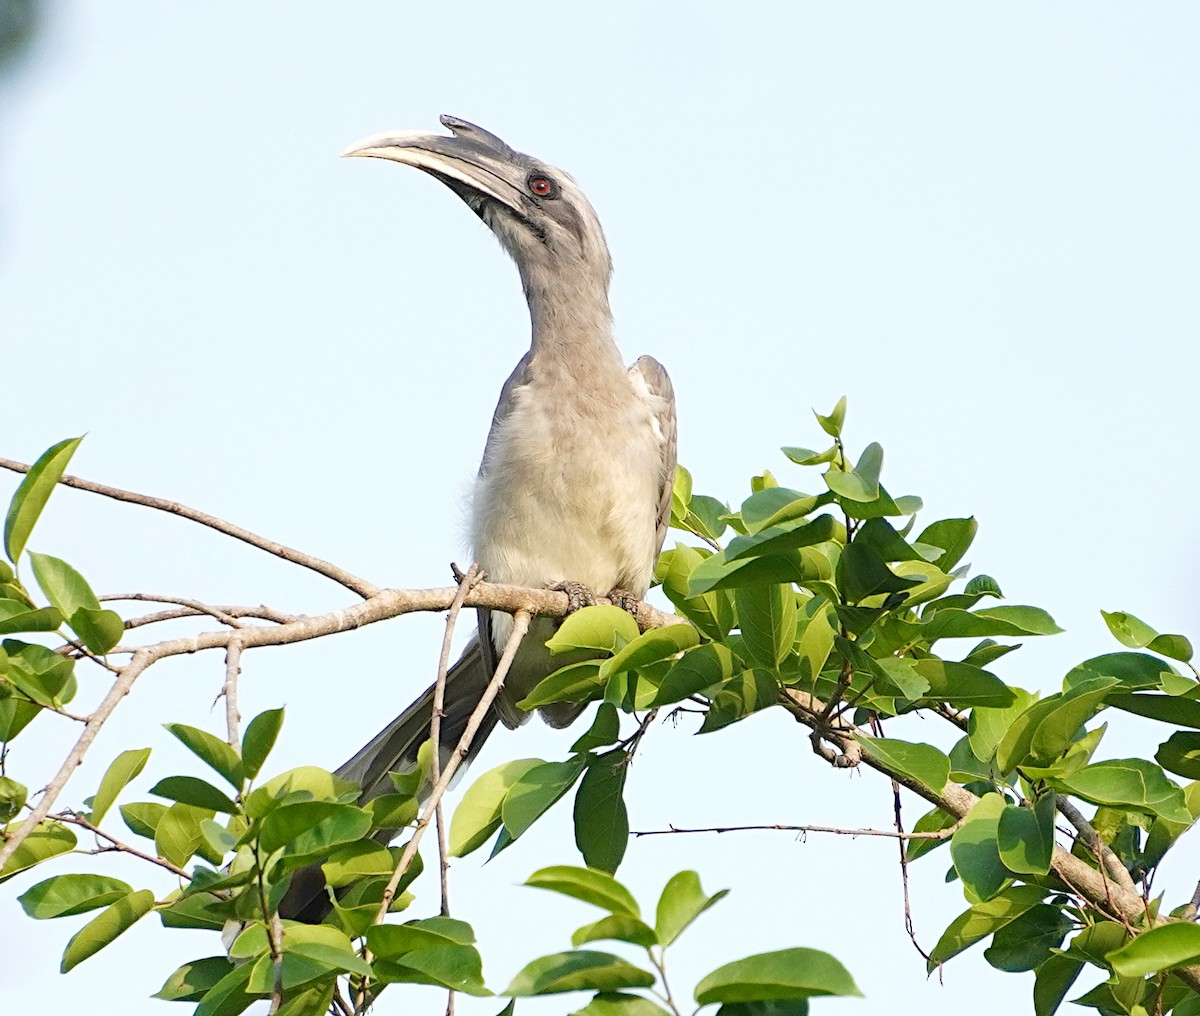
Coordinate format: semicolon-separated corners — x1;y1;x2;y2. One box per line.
606;587;643;620
550;580;598;615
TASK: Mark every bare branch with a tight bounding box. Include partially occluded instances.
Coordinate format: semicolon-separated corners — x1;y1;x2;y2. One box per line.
357;610;533;1011
222;639;243;747
777;685;1200;993
51;811;193;880
0;458;378;599
631;821;960;841
0;582;677;874
430;562;482;920
1056;794;1138;894
0;649;157;871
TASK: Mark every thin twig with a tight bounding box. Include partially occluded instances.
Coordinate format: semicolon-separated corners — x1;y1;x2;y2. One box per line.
0;649;156;871
630;822;960;841
1056;795;1137;894
50;811;193;880
105;593;298;629
356;611;532;1011
431;562;482;921
221;639;243;748
0;458;379;599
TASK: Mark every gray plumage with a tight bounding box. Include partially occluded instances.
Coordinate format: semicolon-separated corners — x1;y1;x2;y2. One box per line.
280;118;675;920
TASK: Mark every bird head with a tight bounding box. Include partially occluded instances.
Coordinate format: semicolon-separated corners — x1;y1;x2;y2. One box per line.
343;115;613;297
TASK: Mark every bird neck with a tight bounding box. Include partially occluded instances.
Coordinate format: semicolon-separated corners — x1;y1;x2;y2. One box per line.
523;271;623;373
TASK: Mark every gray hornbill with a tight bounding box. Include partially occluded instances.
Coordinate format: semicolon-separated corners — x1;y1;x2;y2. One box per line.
281;115;676;919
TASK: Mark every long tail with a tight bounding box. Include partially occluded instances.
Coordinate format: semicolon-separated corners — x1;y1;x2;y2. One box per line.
278;636;500;921
337;635;501;804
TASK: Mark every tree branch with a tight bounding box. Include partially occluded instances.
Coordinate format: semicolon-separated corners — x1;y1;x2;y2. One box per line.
631;822;960;841
0;458;378;599
778;686;1200;993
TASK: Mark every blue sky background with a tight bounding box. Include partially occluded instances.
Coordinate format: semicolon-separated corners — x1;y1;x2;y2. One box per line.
2;3;1198;1014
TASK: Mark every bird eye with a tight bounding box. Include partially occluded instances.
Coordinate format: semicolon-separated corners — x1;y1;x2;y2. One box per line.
527;174;557;198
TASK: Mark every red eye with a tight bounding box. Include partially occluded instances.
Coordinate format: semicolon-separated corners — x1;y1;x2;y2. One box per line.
528;175;553;197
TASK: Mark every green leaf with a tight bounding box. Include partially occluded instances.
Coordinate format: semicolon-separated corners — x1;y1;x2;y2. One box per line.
0;819;76;881
1064;652;1172;691
825;442;882;503
574;750;629;873
258;801;373;855
653;644;735;706
690;494;730;537
813;397;847;438
912;660;1016;708
524;865;640;918
915;518;978;571
1157;731;1200;780
572;704;622;753
1102;610;1160;649
192;961;255;1016
60;889;155;972
0;604;62;636
572;915;658;949
18;874;133;919
995;677;1118;774
240;707;284;781
714;1003;811;1016
1149;633;1193;662
1054;759;1191;824
1108;693;1200;729
687;546;833;596
367;916;477;957
600;624;698;680
374;942;489;995
119;801;167;840
739;488;831;533
950;793;1011;903
164;723;242;788
927;884;1046;968
724;515;838;563
655;870;729;947
155;802;215;867
983;904;1074;972
1107;923;1200;977
854;735;950;796
923;606;1062;642
519;661;607;710
698;671;779;733
968;689;1037;763
837;541;920;603
546;606;640;655
572;993;671;1016
4;437;82;563
0;775;27;822
318;840;393;887
153;957;236;1002
506;951;655;996
1032;952;1084;1016
450;758;542;857
0;696;41;741
1;639;74;706
694;948;861;1005
734;584;797;670
88;748;151;826
996;794;1056;875
150;776;238;814
502;756;588;840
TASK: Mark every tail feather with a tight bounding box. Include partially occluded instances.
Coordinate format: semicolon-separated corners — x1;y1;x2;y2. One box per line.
337;635;501;805
278;636;501;921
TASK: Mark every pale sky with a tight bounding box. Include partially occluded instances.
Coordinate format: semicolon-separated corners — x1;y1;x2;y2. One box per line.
2;4;1199;1015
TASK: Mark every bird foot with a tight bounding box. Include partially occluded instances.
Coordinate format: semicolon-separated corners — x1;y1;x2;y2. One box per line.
606;587;643;620
550;580;599;615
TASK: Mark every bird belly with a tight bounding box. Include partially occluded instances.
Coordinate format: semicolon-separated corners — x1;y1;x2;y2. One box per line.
470;380;661;600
